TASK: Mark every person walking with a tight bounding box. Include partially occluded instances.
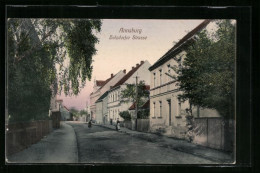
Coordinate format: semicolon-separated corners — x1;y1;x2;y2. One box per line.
116;118;120;131
88;119;92;128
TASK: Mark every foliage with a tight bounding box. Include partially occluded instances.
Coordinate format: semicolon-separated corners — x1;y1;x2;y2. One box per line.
120;80;149;108
175;20;235;119
70;107;79;117
79;109;88;116
7;19;101;122
137;109;149;119
119;111;132;121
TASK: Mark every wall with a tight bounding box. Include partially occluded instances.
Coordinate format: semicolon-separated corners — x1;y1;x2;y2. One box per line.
95;101;103;124
6;120;53;156
192;117;235;151
125;60;151;85
90;70;126;120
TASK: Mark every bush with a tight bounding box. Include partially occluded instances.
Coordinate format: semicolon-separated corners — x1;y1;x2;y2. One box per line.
137;109;149;119
119;111;131;121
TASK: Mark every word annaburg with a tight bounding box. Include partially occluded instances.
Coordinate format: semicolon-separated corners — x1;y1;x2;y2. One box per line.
109;27;148;40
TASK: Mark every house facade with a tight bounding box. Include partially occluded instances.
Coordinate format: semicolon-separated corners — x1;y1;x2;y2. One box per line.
107;60;151;124
149;20;220;139
95;91;109;124
90;70;126;121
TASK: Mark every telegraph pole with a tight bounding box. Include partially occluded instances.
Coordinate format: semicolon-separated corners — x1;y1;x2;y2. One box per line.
135;75;139;131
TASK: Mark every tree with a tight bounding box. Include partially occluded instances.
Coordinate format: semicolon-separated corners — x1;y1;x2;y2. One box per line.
176;20;235;119
7;19;102;122
119;111;131;121
79;110;88;116
70;107;79;119
120;80;149;108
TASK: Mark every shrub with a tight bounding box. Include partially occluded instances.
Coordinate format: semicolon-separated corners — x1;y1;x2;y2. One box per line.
119;111;131;121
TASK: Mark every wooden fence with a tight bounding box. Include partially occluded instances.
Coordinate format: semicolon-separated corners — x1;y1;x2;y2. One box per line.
192;117;235;151
122;119;150;132
6;120;53;155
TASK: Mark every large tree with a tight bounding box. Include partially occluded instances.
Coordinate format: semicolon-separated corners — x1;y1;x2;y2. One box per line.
120;81;150;119
176;20;235;119
7;19;102;122
120;81;149;108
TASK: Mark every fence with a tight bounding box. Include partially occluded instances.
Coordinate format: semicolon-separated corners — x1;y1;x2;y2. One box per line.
6;120;53;155
122;119;150;132
192;117;234;151
137;119;150;132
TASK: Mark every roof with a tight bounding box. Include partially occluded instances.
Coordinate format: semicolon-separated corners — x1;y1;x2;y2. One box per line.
129;100;150;110
112;61;145;89
96;73;116;91
95;91;109;103
63;106;70;112
149;20;211;71
96;80;106;87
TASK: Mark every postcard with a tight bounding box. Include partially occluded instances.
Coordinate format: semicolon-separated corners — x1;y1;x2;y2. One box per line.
6;18;236;164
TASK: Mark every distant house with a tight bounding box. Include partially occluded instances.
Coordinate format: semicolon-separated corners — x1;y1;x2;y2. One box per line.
107;60;151;124
90;70;126;121
149;20;220;139
95;91;109;124
60;105;71;121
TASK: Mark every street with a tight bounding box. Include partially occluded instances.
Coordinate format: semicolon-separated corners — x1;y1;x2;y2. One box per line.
68;122;215;164
7;122;224;164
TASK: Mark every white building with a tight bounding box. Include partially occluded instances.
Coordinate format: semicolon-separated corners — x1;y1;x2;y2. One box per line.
107;60;151;124
90;70;126;122
95;91;109;124
149;20;220;139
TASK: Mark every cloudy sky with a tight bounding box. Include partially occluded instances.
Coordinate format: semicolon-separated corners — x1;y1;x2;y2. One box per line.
57;19;204;110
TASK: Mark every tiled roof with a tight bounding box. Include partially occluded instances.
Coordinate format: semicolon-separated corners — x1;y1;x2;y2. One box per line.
141;100;150;109
129;100;150;110
97;74;116;91
96;80;106;87
112;61;145;89
149;20;211;71
63;106;70;112
129;102;136;110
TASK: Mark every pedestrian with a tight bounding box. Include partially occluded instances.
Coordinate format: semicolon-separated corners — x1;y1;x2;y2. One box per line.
88;119;92;128
116;118;120;131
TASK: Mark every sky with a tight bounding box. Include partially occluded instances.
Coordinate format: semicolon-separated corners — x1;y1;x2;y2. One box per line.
57;19;204;110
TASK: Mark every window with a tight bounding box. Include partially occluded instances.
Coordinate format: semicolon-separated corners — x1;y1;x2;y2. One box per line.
178;99;181;116
153;72;156;87
159;69;162;85
153;102;156;117
159;101;162;117
167;64;171;82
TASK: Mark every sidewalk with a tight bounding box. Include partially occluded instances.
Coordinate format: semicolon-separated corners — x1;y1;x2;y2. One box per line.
95;123;234;164
7;122;78;163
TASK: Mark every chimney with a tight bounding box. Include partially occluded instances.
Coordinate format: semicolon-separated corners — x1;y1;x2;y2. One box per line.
136;63;139;67
140;60;144;64
132;66;135;70
111;73;113;78
123;69;126;74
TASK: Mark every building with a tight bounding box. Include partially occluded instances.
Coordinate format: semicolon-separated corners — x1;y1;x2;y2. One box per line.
90;70;126;121
149;20;220;139
95;91;109;124
107;60;151;124
60;105;71;121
